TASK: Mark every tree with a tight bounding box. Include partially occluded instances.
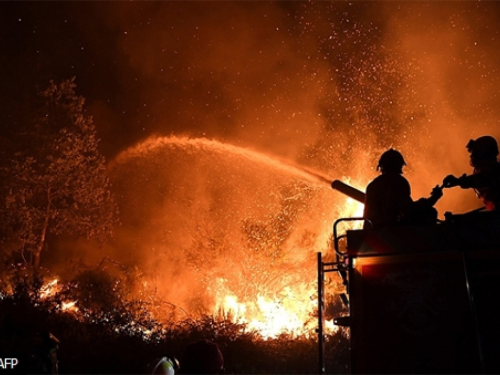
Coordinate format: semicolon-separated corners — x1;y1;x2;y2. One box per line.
1;78;119;268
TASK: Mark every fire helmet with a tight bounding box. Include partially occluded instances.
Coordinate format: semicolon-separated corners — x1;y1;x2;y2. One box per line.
377;149;406;173
150;356;180;375
466;136;499;160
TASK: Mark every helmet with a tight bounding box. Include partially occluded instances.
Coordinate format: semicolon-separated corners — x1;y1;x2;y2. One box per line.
377;149;406;173
466;136;499;160
150;356;179;375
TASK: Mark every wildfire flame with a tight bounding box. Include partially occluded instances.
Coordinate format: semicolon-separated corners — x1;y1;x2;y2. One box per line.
28;153;367;340
40;279;59;299
215;292;329;339
210;187;364;339
39;279;79;313
61;301;78;311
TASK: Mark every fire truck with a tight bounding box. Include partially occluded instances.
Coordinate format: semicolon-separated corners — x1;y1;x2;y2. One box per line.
318;180;500;374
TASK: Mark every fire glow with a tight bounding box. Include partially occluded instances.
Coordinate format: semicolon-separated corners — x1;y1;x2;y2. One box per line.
30;174;366;339
39;279;58;299
39;279;79;313
104;137;372;339
209;195;363;339
215;288;327;339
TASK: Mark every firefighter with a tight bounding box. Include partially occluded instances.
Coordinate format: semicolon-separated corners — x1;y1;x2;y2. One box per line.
18;331;60;375
364;149;442;229
443;135;500;212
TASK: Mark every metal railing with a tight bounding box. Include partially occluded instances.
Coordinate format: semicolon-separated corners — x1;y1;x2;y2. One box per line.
317;217;371;374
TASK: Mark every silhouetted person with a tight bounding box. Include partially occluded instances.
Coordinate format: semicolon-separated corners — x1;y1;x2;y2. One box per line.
180;339;224;374
19;331;59;375
443;135;500;212
364;149;442;229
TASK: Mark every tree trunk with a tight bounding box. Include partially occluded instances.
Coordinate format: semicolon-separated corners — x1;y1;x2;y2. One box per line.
34;188;51;269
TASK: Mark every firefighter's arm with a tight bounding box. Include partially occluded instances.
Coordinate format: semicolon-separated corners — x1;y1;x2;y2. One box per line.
415;185;442;208
443;174;468;188
427;185;443;206
444;173;488;189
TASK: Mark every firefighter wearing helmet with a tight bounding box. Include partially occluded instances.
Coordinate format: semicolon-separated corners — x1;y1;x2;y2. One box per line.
443;135;500;211
364;149;442;229
363;149;411;229
377;149;407;173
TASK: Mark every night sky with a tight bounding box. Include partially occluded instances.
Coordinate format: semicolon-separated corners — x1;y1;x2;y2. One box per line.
3;1;336;158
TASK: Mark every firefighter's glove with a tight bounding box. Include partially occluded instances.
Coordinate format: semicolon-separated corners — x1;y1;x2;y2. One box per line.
443;174;460;188
430;185;443;199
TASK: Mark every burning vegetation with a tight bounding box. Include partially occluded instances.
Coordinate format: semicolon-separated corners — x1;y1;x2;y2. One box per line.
0;103;357;372
0;260;350;373
2;1;500;373
0;74;357;375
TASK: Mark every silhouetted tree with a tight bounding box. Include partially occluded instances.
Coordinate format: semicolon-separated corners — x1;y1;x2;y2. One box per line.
1;78;118;268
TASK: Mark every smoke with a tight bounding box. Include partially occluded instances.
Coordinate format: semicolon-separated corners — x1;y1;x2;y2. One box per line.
377;2;500;212
103;136;338;315
74;2;500;171
71;2;337;159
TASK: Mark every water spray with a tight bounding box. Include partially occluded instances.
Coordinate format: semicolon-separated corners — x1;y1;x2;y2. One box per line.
109;135;370;338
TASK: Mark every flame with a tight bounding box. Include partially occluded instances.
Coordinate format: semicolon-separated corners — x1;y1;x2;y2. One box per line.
27;178;366;339
247;295;310;338
40;278;59;299
61;301;78;311
215;285;339;339
345;197;365;221
208;179;364;338
325;319;337;332
16;260;346;339
39;278;79;314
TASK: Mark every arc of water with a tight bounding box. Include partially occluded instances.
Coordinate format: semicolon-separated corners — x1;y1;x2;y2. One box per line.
111;136;333;187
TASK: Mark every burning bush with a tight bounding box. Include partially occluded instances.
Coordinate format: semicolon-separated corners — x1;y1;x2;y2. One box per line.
0;263;349;374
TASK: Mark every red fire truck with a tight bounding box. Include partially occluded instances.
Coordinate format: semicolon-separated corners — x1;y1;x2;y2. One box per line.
318;181;500;374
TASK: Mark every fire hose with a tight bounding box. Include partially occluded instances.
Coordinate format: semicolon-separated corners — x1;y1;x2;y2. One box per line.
330;180;365;204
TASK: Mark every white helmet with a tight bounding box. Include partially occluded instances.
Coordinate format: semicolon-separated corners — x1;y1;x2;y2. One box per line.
150;356;179;375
